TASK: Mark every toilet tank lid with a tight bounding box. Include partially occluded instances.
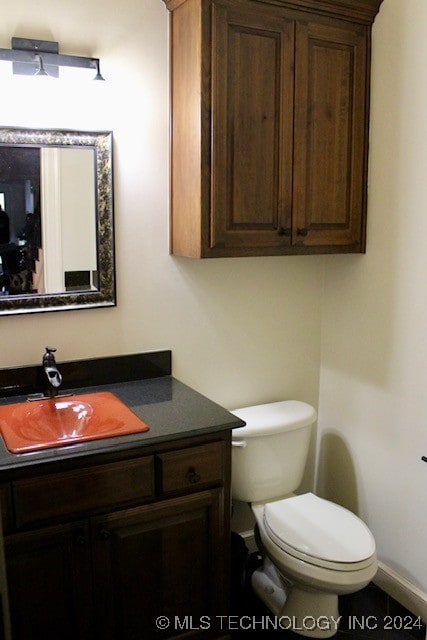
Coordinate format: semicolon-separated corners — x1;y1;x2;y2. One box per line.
231;400;317;438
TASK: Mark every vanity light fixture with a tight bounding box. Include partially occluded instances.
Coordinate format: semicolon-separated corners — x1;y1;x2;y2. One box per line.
0;38;105;80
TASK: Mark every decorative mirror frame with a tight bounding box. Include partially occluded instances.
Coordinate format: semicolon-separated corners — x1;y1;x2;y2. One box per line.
0;127;115;315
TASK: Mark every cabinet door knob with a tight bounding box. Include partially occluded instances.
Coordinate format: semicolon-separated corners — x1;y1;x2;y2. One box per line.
297;228;308;237
278;227;291;237
75;533;86;546
186;467;201;484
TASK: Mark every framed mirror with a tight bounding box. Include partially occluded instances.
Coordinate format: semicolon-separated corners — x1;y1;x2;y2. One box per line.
0;127;115;315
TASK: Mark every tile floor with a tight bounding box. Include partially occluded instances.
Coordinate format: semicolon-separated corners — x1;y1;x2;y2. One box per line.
230;543;426;640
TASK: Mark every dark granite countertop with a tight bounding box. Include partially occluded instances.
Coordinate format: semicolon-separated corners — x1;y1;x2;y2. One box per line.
0;351;245;475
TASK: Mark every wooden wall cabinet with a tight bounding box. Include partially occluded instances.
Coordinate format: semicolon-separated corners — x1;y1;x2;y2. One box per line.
163;0;383;257
2;434;231;640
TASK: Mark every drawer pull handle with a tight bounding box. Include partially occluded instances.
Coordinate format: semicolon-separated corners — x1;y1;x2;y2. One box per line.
297;228;308;237
100;528;112;540
186;467;201;484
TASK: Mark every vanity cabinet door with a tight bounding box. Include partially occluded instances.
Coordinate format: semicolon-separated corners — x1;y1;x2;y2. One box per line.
5;521;93;640
0;483;13;533
91;489;226;639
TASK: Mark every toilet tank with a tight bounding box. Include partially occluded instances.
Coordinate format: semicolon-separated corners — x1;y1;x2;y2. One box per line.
231;400;317;503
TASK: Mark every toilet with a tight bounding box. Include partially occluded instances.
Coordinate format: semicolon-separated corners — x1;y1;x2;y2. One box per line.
231;400;377;639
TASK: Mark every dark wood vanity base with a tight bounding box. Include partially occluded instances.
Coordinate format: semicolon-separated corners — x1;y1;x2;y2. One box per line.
0;351;243;639
1;431;232;640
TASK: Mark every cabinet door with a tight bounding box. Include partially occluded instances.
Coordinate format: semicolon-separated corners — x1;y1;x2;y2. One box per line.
91;489;226;639
5;521;93;640
210;2;295;255
293;19;368;250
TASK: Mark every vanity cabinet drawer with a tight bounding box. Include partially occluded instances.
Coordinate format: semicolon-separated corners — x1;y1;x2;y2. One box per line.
157;441;224;493
13;456;155;528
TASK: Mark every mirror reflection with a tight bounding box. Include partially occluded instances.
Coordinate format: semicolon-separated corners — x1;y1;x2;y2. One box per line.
0;146;41;295
0;128;115;315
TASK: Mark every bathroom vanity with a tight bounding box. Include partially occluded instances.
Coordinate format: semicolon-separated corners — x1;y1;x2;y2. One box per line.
0;351;243;640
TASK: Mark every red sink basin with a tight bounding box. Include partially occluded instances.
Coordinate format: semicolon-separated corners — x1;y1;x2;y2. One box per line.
0;391;150;453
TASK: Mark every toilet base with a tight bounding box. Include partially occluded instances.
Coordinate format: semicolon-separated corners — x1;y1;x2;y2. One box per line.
251;559;340;638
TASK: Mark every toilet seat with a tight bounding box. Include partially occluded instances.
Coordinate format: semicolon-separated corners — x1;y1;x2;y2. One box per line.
263;493;376;572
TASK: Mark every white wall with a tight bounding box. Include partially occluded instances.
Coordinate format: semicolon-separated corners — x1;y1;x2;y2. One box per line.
318;0;427;603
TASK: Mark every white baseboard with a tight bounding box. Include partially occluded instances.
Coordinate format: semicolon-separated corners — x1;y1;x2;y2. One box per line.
374;561;427;624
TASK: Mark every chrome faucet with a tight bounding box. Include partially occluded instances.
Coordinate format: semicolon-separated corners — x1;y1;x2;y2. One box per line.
42;347;63;398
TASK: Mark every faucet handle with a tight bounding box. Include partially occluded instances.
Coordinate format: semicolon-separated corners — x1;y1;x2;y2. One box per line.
43;346;58;366
45;346;57;354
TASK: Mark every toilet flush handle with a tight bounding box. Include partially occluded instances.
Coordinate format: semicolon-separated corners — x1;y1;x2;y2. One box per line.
232;440;247;448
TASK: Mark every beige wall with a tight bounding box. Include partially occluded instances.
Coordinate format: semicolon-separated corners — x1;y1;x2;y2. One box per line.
318;0;427;600
0;3;322;417
2;0;426;613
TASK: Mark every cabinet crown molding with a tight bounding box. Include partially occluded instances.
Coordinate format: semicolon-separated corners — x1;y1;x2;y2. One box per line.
250;0;383;23
162;0;384;24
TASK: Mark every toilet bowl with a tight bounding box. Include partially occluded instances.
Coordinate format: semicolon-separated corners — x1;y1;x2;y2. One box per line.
231;401;377;638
